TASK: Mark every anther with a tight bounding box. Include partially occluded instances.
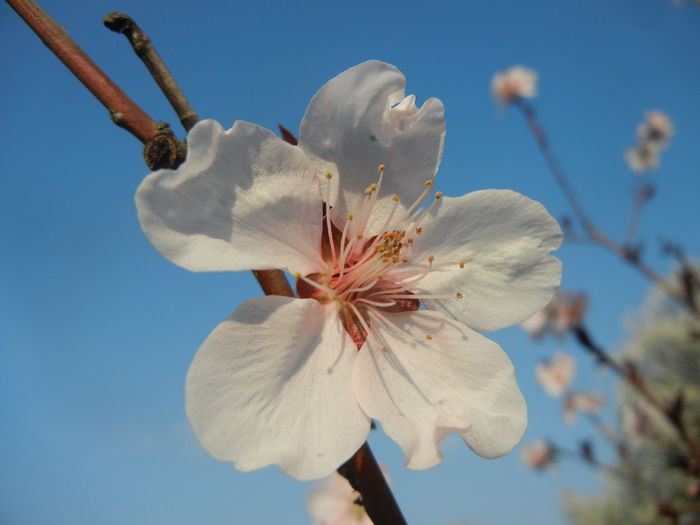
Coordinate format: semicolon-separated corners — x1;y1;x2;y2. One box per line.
435;191;443;199
378;164;386;172
391;194;399;202
347;214;354;220
415;227;423;234
382;346;390;353
356;234;364;239
424;180;433;187
459;261;465;269
427;255;435;263
401;257;408;263
425;334;433;340
456;292;464;299
325;172;333;179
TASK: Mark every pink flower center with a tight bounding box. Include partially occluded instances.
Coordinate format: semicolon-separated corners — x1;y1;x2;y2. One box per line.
296;166;465;349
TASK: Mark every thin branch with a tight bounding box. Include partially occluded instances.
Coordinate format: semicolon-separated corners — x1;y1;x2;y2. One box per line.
572;324;700;463
339;442;408;525
557;442;681;524
252;270;294;298
625;183;654;246
103;13;199;132
515;99;595;232
514;99;697;316
6;0;161;144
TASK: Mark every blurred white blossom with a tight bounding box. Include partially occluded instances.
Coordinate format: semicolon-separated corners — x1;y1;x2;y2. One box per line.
307;472;377;525
521;290;588;340
520;439;557;470
491;66;538;105
626;110;673;174
563;391;605;424
536;351;576;397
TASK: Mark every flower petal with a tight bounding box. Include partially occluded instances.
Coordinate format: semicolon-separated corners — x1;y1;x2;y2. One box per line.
186;296;370;481
299;61;445;233
352;310;526;469
412;189;563;332
136;120;332;274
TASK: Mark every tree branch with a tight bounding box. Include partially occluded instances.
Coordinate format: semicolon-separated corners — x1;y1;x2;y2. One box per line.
103;12;199;132
6;0;162;144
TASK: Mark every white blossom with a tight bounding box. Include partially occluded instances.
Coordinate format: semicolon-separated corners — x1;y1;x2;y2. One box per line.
626;110;673;174
491;66;538;105
536;351;576;397
136;61;562;480
520;439;557;470
563;391;605;424
521;290;588;340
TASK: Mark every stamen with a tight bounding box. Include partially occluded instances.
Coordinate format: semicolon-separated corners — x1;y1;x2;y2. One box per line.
376;293;459;300
337;215;354;277
357;298;397;308
348;278;380;294
324;176;336;263
459;261;465;269
404;180;434;216
456;292;464;299
296;273;336;296
408;191;443;232
348;302;373;339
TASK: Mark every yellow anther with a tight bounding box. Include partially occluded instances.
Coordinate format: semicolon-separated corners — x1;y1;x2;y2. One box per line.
378;164;386;172
401;257;408;263
347;214;354;220
292;272;301;279
415;227;423;235
424;180;433;187
356;234;364;239
425;334;433;340
382;346;390;353
427;255;435;263
456;292;464;299
435;191;443;199
391;194;399;201
325;172;333;179
459;261;465;269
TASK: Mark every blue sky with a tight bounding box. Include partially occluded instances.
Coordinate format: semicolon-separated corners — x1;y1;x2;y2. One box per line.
2;1;699;524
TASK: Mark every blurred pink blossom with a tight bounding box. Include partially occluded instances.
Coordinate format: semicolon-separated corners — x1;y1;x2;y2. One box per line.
521;290;588;340
563;391;605;424
491;66;538;105
520;439;557;470
536;351;576;397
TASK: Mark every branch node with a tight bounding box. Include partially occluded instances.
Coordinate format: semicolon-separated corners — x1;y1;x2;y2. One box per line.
143;126;187;170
